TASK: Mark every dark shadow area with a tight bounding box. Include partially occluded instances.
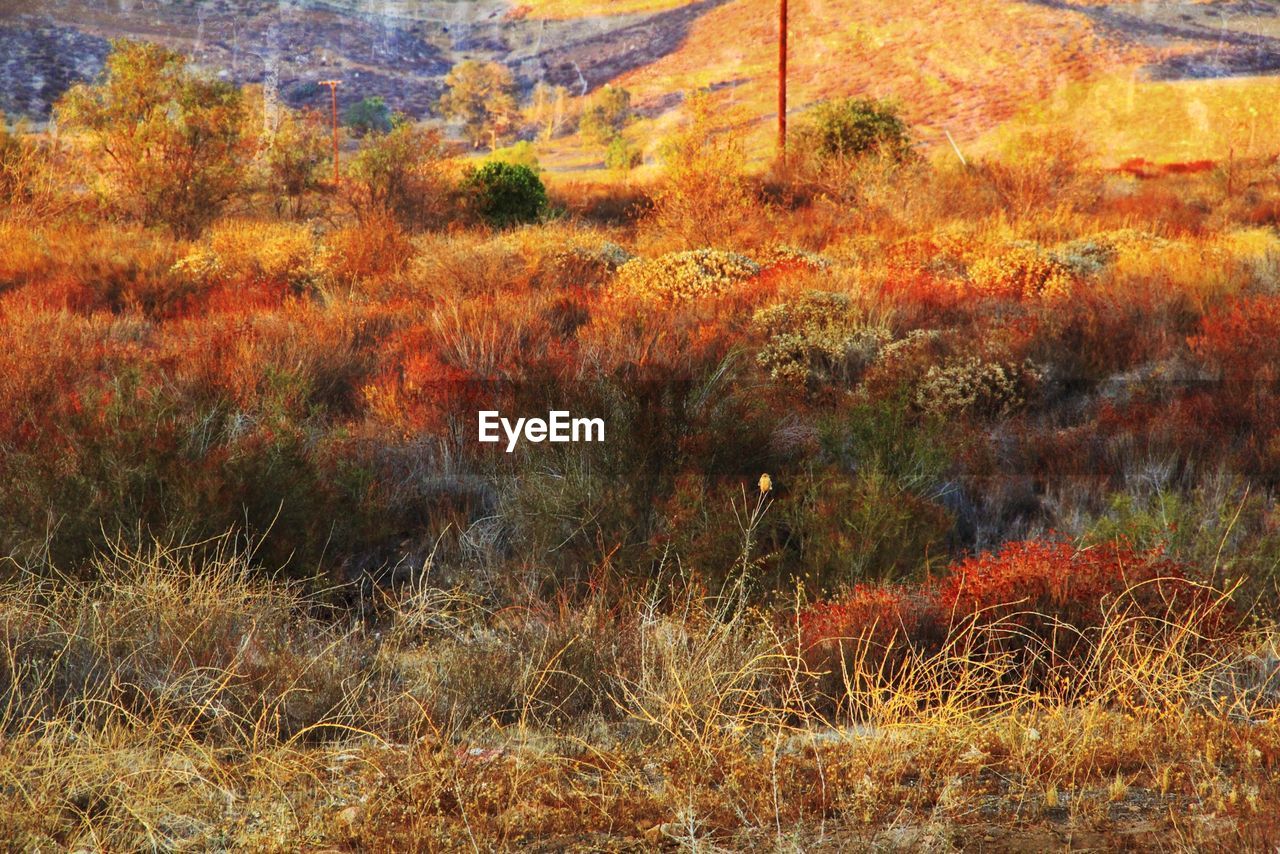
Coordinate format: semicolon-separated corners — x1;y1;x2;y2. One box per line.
531;0;731;95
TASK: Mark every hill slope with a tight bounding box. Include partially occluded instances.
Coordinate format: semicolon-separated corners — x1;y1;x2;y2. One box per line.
3;0;1280;165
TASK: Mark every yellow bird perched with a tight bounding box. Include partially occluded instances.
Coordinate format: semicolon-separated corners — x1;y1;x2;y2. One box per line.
758;473;773;495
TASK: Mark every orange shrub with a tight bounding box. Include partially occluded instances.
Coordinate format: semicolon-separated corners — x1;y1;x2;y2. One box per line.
316;211;415;288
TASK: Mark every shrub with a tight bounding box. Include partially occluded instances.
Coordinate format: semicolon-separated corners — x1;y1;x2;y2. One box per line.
914;356;1042;419
14;224;190;316
784;469;954;589
818;398;952;494
0;115;67;221
979;127;1096;215
347;123;452;230
646;91;758;249
797;97;912;164
496;140;542;172
343;95;394;136
549;237;634;289
259;105;331;219
604;135;642;172
578;85;633;145
752;291;891;386
316;211;415;287
1186;295;1280;467
799;584;933;692
56;40;250;236
1051;235;1119;278
172;219;316;295
935;540;1230;670
771;399;955;589
1190;295;1280;387
755;245;830;272
465;161;548;227
968;244;1078;301
799;539;1233;706
614;249;760;302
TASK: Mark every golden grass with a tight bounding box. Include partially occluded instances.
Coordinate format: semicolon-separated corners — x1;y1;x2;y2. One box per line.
0;538;1274;849
981;73;1280;167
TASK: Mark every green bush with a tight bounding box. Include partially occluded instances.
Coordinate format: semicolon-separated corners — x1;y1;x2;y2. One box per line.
496;140;542;173
799;97;912;163
466;161;548;227
604;136;642;172
579;86;632;145
783;399;954;587
343;96;394;136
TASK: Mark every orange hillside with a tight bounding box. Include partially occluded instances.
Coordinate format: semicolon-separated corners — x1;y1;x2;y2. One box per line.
616;0;1151;149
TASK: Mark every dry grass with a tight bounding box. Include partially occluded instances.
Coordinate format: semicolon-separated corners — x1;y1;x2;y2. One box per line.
0;538;1274;849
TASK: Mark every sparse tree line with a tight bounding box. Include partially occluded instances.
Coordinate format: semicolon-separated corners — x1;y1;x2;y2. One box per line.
1;41;558;236
2;39;915;242
0;42;664;236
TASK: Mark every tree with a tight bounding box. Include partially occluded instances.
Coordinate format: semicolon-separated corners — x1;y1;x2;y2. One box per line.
604;136;641;173
578;85;632;145
56;40;250;236
527;82;570;141
438;60;520;150
259;106;330;219
346;120;451;230
343;96;394;137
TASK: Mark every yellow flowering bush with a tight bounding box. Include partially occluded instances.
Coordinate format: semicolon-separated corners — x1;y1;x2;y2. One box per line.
614;248;760;302
753;291;892;385
756;244;831;272
969;244;1077;301
915;356;1043;419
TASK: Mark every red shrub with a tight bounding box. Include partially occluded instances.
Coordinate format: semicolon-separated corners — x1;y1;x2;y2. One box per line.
1190;295;1280;387
798;584;940;689
1187;296;1280;472
937;540;1188;628
801;585;921;648
798;539;1231;700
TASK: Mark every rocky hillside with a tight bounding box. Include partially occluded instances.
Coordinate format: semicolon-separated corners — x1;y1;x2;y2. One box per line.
0;0;722;119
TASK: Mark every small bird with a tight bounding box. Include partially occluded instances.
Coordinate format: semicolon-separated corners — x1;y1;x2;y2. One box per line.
758;473;773;495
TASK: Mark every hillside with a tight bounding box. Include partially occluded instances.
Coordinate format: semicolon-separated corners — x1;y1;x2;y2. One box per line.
3;1;1280;164
617;0;1144;151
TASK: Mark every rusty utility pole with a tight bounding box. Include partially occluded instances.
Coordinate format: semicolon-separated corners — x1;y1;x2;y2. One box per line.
777;0;787;164
319;80;342;186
